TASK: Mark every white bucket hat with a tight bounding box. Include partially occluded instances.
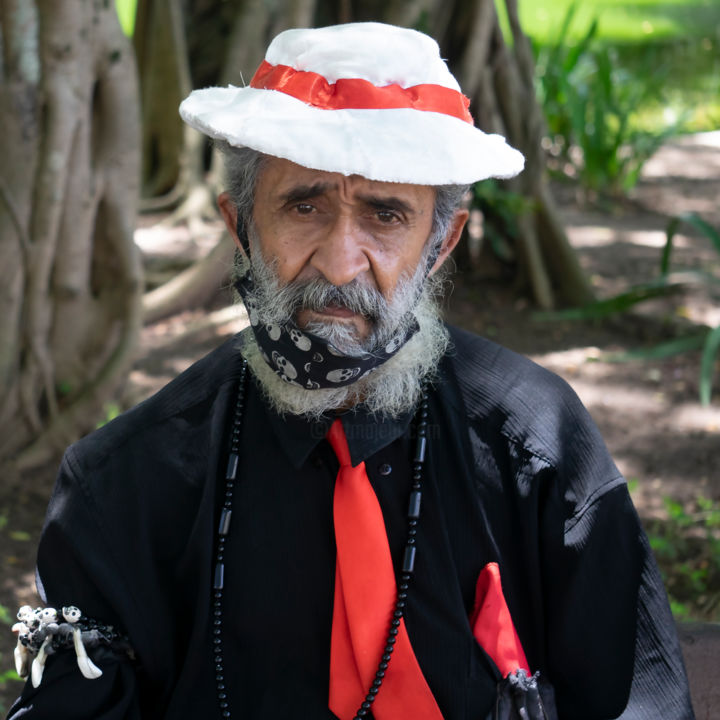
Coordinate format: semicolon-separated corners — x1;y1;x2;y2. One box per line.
179;22;524;185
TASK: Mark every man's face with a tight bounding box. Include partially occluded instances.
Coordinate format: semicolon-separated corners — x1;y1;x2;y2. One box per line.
227;157;440;343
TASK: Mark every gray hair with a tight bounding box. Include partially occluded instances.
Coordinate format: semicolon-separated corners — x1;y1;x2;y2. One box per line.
217;142;469;253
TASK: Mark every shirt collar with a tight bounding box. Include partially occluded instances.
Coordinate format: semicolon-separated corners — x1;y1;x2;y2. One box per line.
257;376;416;469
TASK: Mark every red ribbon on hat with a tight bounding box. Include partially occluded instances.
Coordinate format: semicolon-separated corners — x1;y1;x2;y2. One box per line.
251;60;474;124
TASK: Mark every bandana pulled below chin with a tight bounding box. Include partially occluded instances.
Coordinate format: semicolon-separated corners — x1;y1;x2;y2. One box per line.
234;273;419;390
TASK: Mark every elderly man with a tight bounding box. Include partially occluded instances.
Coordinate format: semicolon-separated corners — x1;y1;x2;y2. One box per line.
9;22;693;720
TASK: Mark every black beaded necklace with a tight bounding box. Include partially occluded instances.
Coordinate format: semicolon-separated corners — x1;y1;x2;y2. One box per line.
210;357;430;720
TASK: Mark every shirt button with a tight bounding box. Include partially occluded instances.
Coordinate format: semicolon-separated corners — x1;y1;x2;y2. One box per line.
378;463;392;476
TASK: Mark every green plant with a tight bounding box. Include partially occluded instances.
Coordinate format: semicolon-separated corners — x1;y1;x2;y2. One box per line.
114;0;137;36
96;402;122;429
646;495;720;621
662;213;720;405
470;180;534;264
503;0;720;135
535;4;683;196
535;211;720;405
535;4;599;161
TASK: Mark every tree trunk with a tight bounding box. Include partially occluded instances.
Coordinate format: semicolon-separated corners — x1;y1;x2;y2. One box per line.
446;0;594;307
137;0;319;324
0;0;142;470
143;236;233;324
134;0;190;198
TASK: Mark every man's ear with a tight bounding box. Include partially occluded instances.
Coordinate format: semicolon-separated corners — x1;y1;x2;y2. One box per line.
428;208;469;276
218;192;249;258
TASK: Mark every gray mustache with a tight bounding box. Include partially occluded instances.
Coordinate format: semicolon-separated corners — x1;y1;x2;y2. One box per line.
283;278;388;320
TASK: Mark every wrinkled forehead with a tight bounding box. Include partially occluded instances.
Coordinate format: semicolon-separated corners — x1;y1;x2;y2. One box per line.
255;156;436;209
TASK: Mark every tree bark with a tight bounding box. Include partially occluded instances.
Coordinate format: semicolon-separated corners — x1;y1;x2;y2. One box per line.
0;0;142;470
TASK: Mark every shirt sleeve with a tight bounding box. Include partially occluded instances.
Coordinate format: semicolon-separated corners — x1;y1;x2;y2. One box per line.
7;648;141;719
542;469;694;719
496;359;697;720
7;452;143;720
620;527;695;720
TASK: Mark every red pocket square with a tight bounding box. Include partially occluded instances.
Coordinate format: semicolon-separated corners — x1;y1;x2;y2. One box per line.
470;562;530;678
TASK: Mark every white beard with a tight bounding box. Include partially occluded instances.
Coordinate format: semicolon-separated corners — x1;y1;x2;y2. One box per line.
239;282;449;419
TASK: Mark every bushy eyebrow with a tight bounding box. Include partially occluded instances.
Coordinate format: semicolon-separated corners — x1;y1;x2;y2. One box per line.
358;194;415;217
279;183;332;205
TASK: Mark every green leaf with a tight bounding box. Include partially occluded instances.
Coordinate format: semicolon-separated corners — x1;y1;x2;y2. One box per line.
564;17;598;73
9;530;31;542
669;600;691;620
649;535;672;555
684;214;720;255
0;604;12;625
699;324;720;406
0;667;22;684
664;498;685;519
604;333;708;362
533;279;683;321
664;212;720;274
114;0;137;36
697;496;713;512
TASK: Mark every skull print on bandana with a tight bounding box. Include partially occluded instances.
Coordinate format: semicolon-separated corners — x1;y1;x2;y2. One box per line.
234;272;419;390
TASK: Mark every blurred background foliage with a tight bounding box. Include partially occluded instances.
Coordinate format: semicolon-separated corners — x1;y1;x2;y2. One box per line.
510;0;718;196
506;0;719;132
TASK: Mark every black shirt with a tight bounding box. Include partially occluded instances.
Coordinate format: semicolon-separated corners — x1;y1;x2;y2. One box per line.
8;326;694;719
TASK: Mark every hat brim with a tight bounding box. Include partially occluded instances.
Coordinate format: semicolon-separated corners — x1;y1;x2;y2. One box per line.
180;86;524;185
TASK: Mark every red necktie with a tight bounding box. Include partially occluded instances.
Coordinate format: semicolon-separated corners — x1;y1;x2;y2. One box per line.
326;419;443;720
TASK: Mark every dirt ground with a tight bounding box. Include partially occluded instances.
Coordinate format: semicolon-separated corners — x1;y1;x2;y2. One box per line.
1;132;719;709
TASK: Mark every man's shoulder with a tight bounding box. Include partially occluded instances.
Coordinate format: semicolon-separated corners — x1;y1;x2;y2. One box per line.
443;325;608;470
37;336;247;645
66;333;244;476
444;324;578;413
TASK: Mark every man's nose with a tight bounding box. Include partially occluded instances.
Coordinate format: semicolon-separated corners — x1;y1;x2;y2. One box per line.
309;215;371;287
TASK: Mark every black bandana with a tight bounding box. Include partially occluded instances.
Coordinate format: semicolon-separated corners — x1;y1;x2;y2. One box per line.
234;272;419;390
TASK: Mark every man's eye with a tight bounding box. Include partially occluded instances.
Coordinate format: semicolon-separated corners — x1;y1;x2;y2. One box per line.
294;203;315;215
376;209;400;224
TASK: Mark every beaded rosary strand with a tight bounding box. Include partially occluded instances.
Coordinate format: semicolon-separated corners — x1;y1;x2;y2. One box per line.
211;358;247;718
